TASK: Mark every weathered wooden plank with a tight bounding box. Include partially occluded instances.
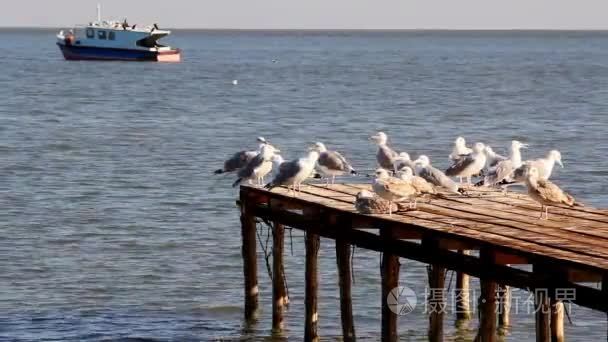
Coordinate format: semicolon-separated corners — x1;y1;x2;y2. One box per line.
332;183;608;253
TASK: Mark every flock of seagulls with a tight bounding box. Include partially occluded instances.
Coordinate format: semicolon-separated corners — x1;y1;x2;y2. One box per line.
215;133;579;220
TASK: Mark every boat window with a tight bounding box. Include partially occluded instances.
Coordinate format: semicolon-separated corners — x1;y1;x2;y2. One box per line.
98;30;107;40
109;31;115;40
86;28;95;38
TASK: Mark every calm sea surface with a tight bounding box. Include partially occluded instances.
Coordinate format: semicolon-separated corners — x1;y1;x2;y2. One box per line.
1;29;608;341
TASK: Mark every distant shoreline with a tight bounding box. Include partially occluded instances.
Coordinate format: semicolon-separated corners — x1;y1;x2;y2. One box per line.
2;27;608;32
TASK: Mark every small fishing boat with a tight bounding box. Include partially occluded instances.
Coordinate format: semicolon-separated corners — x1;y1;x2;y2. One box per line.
56;5;181;62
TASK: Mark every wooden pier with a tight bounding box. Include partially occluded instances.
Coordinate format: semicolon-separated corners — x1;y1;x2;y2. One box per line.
238;182;608;341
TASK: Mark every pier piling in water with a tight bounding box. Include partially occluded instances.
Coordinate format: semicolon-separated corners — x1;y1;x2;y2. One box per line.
272;222;286;332
240;197;258;321
455;250;472;321
304;228;320;342
336;238;356;341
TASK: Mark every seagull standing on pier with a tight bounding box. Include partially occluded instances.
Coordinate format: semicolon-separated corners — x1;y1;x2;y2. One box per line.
314;142;356;186
484;145;508;169
372;168;417;214
449;136;473;161
215;137;269;174
525;166;577;219
393;152;417;175
265;145;320;195
511;150;564;183
414;155;464;194
478;140;528;190
396;166;437;208
370;132;399;171
232;144;279;187
445;142;487;185
355;190;397;214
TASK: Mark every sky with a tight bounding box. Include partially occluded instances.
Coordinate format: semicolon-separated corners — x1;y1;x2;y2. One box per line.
2;0;608;29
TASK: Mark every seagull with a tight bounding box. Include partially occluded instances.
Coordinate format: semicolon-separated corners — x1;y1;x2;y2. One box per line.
505;150;564;186
396;167;436;195
372;168;417;215
232;144;278;187
265;145;320;196
314;142;356;186
484;145;508;169
214;137;268;174
396;166;437;208
445;142;487;185
393;152;417;175
370;132;399;171
414;155;464;194
449;136;473;161
478;140;528;191
355;190;397;214
525;166;576;220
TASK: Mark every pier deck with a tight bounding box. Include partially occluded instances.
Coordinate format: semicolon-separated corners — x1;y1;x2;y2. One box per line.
238;182;608;341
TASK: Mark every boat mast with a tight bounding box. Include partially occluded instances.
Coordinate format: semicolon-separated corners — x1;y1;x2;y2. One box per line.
96;3;101;22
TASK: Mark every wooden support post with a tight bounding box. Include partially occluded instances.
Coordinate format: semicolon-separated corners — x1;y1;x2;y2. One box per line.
535;289;551;342
336;239;356;342
455;250;472;321
550;299;564;342
241;200;258;321
476;249;497;342
428;265;446;342
381;229;400;342
305;231;320;342
498;285;511;331
272;222;286;332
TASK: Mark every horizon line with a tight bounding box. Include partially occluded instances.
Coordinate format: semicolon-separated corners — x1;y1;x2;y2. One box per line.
2;26;608;32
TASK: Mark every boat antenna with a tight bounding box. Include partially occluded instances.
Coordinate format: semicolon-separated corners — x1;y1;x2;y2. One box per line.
97;3;101;22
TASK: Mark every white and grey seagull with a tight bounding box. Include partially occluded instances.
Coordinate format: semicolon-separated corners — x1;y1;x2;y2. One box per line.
215;137;268;174
414;155;465;194
504;150;564;187
484;145;508;169
393;152;417;175
449;136;473;161
445;142;487;185
478;140;528;191
370;132;399;171
314;142;356;185
232;144;279;187
265;145;320;196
